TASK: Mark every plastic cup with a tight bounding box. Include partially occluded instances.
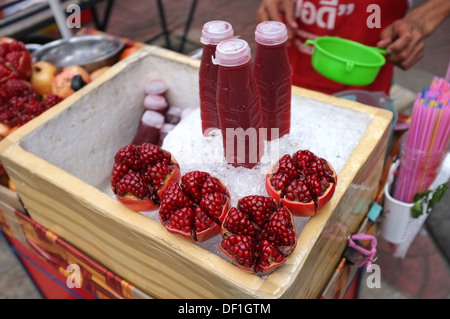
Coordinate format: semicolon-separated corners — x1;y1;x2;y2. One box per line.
381;180;428;244
393;146;446;203
165;106;183;125
132;110;165;145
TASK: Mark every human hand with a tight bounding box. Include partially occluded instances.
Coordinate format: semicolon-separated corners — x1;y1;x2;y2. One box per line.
256;0;298;38
377;18;425;70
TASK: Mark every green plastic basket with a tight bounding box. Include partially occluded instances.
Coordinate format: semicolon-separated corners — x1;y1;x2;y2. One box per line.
305;37;387;86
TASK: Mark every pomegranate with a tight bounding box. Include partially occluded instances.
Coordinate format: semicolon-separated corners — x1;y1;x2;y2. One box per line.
0;79;60;126
219;195;297;274
90;66;110;81
30;61;58;95
266;150;337;217
110;143;181;212
159;171;231;242
43;94;63;108
51;65;91;98
0;39;32;83
0;123;10;137
119;42;143;60
0;37;14;44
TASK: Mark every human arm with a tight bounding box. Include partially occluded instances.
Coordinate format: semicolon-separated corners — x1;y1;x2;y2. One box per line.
377;0;450;70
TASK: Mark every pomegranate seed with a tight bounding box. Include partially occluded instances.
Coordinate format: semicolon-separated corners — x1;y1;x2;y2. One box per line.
220;195;296;274
159;171;230;242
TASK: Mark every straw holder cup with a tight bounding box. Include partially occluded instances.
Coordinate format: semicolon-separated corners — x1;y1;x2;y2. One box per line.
381;159;429;245
305;37;387;86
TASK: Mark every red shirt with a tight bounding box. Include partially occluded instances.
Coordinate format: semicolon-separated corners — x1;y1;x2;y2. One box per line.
287;0;410;95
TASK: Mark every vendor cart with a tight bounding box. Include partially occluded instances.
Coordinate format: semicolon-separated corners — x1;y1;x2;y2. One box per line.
0;41;394;298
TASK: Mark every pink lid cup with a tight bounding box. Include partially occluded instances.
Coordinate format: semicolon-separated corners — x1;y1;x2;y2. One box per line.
255;21;288;46
132;110;165;145
200;20;234;45
212;39;252;67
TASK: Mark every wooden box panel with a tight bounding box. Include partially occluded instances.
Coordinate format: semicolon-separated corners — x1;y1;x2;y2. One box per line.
0;45;392;298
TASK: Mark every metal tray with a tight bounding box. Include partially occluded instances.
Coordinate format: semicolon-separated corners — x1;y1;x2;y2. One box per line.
32;34;124;72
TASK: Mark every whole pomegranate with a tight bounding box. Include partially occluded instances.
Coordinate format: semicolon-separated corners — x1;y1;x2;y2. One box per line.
0;39;32;83
30;61;58;95
159;171;231;242
219;195;297;274
110;143;181;212
90;66;110;81
51;65;91;98
266;150;337;217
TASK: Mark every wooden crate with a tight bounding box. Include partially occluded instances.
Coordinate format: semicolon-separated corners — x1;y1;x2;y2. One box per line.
0;45;392;298
0;184;27;241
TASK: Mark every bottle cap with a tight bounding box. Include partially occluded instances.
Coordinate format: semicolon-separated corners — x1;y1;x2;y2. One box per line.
143;94;168;111
200;20;234;45
145;79;168;95
141;110;165;128
212;39;251;67
255;21;288;46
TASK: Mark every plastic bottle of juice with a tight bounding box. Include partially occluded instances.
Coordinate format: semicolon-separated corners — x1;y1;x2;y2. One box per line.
199;20;234;135
132;110;165;145
214;39;264;169
253;21;292;141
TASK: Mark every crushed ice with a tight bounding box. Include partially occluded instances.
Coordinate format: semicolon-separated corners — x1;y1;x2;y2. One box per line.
136;95;372;266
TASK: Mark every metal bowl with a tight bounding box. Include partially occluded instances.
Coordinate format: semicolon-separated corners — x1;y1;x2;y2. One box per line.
32;35;125;72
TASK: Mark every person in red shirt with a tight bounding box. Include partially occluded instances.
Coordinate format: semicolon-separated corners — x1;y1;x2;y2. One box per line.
257;0;450;95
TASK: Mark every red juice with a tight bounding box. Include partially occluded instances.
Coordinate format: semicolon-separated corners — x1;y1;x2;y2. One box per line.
132;110;165;145
253;21;292;140
199;21;234;135
214;39;264;169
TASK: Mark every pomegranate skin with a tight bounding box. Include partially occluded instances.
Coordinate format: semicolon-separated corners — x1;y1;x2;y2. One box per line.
51;65;91;98
219;195;297;274
116;195;159;212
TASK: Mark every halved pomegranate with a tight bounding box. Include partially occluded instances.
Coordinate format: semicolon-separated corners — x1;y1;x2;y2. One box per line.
159;171;231;242
110;143;180;212
0;39;32;83
266;150;337;217
219;195;297;274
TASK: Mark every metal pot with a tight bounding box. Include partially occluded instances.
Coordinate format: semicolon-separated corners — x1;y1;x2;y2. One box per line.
31;34;125;73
